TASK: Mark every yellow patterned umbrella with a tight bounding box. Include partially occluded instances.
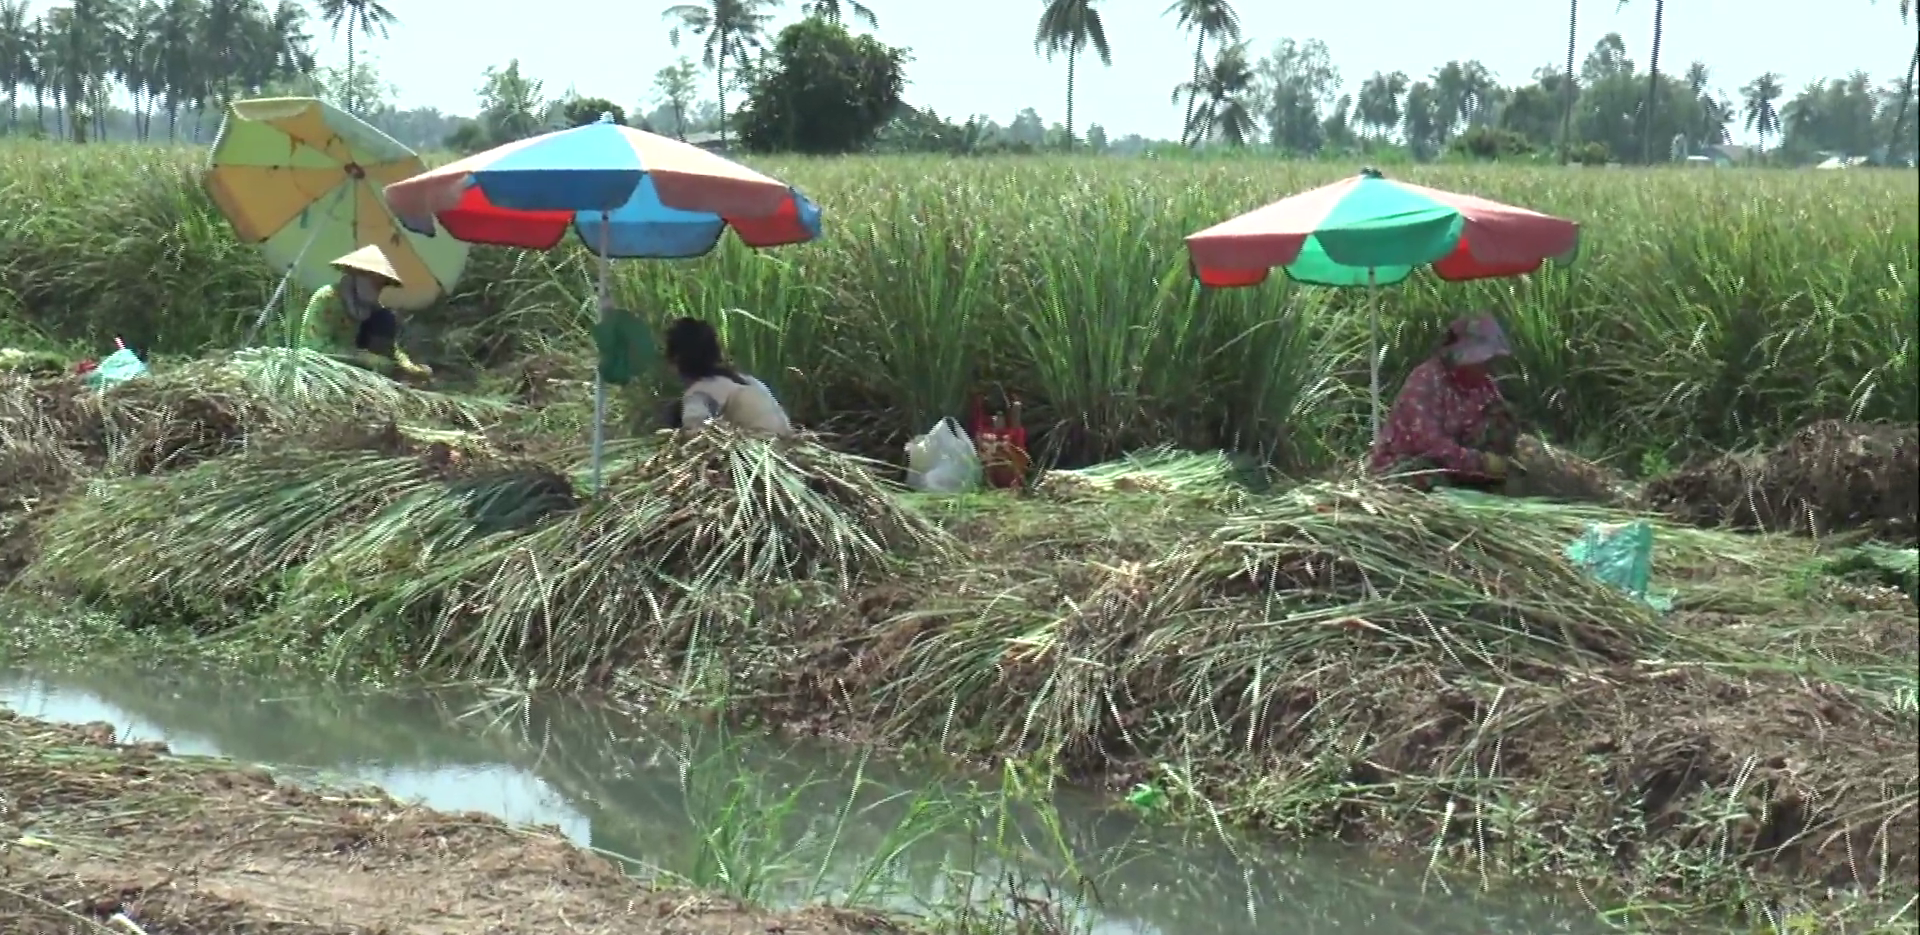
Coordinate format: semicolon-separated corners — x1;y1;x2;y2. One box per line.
206;97;469;314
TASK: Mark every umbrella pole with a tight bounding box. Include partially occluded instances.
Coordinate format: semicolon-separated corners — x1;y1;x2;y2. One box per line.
1368;267;1382;447
241;190;340;347
590;211;611;495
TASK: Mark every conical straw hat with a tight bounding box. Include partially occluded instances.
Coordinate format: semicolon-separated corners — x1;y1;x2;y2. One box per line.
328;244;403;286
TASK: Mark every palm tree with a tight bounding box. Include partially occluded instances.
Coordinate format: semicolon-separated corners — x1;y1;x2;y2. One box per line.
1034;0;1110;148
156;0;204;138
0;0;32;129
1558;0;1579;162
29;15;51;132
1616;0;1665;162
268;0;313;81
122;0;161;136
47;0;126;142
662;0;774;148
1171;39;1254;145
1741;71;1783;155
316;0;393;113
1887;0;1916;163
201;0;260;109
1677;60;1733;151
1162;0;1238;148
798;0;875;28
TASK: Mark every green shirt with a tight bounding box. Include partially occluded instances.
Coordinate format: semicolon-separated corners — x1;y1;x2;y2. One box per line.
298;284;419;372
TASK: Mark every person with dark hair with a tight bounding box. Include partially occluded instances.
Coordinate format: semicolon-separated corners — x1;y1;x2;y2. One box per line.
1368;314;1519;491
660;316;793;435
298;245;432;382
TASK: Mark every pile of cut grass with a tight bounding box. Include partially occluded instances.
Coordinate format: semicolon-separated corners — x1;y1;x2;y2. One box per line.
800;472;1913;929
28;423;951;680
3;349;507;474
0;350;517;586
13;426;1918;927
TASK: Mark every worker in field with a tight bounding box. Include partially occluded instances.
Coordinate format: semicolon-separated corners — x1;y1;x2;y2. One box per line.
660;316;793;435
299;245;432;382
1369;314;1519;491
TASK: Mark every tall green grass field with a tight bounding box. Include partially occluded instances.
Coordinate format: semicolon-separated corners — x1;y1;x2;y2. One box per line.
2;140;1914;469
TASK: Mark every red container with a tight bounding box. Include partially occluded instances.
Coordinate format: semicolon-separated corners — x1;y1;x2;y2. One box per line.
970;395;1029;489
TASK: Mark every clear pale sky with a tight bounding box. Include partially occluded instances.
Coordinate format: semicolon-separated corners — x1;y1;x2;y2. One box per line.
26;0;1920;142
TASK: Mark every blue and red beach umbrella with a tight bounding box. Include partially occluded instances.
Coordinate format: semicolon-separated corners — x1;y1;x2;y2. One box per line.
383;116;824;491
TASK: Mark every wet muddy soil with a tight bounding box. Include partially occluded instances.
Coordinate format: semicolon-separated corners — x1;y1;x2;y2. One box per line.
0;711;903;934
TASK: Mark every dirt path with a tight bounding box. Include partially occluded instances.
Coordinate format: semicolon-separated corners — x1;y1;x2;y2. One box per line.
0;711;903;934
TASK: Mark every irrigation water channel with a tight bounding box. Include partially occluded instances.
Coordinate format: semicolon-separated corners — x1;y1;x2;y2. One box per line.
2;662;1621;934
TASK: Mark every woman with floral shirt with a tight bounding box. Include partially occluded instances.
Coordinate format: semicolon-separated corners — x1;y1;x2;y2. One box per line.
1369;315;1518;491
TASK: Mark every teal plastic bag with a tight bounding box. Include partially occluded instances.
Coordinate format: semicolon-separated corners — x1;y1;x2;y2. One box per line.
1565;520;1671;610
84;347;147;389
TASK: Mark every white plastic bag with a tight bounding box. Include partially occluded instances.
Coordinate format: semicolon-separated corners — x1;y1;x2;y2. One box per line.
905;417;980;493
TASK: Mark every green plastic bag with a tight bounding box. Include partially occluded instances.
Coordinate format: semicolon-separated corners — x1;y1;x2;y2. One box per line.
84;347;147;389
593;308;656;385
1565;520;1670;610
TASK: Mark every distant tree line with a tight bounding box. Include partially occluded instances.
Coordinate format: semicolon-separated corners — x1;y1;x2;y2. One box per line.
3;0;1912;165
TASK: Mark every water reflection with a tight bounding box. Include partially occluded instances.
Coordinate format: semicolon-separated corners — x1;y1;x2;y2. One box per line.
0;663;1615;935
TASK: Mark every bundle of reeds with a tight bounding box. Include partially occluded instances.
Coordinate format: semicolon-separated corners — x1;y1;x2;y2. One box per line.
1032;447;1257;505
859;479;1677;763
1502;434;1632;505
30;423;952;683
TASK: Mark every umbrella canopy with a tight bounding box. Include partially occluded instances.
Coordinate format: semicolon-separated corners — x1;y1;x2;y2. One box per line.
381;115;822;495
383;118;822;258
1185;169;1580;288
205;97;470;311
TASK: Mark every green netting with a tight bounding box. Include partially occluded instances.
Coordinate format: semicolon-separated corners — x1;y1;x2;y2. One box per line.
593;308;656;386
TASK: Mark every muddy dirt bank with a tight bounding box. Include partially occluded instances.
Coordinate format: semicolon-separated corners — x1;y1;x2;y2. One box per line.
0;710;904;934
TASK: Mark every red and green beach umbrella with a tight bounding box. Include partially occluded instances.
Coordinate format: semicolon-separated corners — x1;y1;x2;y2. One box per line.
1185;168;1581;439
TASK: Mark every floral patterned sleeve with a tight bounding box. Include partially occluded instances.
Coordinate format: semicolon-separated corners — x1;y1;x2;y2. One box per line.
1388;364;1483;474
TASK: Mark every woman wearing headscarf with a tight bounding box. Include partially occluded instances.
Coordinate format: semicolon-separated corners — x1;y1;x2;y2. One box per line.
1369;314;1519;491
298;245;432;382
659;316;793;435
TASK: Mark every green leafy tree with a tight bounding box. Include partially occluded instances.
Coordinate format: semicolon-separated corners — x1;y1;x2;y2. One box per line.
1355;70;1408;141
1581;32;1631;83
1251;37;1336;154
1501;66;1577;148
1779;72;1882;161
1449;125;1536;161
1402;80;1440;158
1429;59;1495;142
1034;0;1109;148
561;96;624;127
736;16;905;154
1573;68;1699;162
476;58;546;147
1321;93;1356;150
650;56;700;138
315;56;392;112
